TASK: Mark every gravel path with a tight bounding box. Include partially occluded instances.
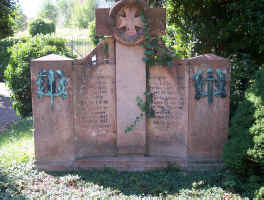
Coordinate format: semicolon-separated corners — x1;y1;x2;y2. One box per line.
0;82;20;133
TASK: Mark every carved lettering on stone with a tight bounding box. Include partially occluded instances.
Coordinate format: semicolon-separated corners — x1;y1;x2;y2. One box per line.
76;64;117;157
147;65;187;158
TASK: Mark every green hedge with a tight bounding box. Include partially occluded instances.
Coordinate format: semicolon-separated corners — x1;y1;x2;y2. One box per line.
4;35;75;117
29;18;55;36
223;68;264;176
0;37;28;82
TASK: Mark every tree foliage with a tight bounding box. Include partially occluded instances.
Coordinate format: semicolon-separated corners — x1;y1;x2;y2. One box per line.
57;0;74;27
72;0;97;28
0;37;28;81
29;18;55;36
39;0;58;24
166;0;264;113
0;0;17;39
166;0;264;58
14;6;27;32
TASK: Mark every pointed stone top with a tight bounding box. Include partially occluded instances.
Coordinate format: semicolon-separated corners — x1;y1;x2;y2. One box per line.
186;54;228;61
32;54;73;62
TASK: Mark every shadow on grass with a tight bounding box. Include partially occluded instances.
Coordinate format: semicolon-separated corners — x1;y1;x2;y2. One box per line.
48;168;226;197
0;168;28;200
0;94;20;128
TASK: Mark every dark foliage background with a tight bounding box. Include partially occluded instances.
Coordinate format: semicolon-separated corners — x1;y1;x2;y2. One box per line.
0;0;17;39
165;0;264;113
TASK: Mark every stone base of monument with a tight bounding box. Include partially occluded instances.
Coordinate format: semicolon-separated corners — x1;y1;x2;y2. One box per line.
35;157;224;172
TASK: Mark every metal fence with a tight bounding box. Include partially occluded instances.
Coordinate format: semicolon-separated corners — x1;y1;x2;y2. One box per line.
66;37;92;58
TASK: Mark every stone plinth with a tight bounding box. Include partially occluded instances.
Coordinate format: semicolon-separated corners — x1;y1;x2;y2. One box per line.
74;156;184;171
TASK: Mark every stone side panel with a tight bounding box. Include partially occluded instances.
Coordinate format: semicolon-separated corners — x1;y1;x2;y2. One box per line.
186;54;231;162
31;56;74;164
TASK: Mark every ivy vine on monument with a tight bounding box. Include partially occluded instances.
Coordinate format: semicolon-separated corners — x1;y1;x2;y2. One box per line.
125;13;179;133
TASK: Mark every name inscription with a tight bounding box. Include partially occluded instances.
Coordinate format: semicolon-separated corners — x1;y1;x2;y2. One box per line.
85;75;114;131
150;76;184;130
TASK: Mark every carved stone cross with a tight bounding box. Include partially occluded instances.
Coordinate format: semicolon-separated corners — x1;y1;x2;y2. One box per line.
118;7;143;36
95;0;166;155
96;0;165;45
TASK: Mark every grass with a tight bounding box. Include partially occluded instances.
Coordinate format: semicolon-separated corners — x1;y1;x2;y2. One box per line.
0;118;34;167
0;118;262;199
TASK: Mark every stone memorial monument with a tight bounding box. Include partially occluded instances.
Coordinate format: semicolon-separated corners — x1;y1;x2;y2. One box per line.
31;0;231;171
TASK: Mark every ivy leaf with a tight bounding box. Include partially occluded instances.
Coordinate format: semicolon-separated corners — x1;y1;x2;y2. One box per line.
145;50;155;56
150;39;158;46
157;59;163;66
136;96;142;103
144;43;153;49
146;93;153;104
142;57;149;63
168;61;174;67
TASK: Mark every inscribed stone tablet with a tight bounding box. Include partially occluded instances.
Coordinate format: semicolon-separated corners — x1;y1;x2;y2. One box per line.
74;63;117;158
147;64;187;158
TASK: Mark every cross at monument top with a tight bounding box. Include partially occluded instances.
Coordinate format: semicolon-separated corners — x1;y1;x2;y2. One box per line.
118;7;143;35
96;0;166;46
